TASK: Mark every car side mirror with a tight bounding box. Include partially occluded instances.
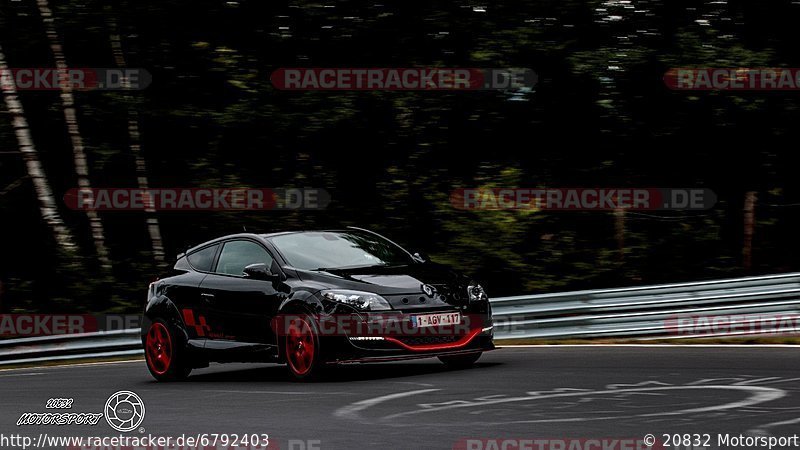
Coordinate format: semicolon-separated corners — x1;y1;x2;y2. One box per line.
243;263;280;281
412;252;430;263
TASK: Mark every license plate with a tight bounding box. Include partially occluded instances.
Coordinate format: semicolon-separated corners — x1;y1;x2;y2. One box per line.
411;312;461;328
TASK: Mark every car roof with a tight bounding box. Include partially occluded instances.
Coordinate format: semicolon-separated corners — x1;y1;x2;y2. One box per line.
260;229;353;239
182;230;354;256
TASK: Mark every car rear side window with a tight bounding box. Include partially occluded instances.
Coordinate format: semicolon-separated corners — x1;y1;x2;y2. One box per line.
215;240;273;276
187;245;219;272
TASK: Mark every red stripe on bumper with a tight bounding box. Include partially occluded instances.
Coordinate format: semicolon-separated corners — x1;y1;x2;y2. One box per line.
384;328;483;351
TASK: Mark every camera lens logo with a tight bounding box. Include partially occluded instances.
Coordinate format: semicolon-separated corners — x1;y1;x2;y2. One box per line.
104;391;145;432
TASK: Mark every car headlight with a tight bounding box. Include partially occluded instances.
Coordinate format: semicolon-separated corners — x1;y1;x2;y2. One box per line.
468;283;488;302
319;290;392;311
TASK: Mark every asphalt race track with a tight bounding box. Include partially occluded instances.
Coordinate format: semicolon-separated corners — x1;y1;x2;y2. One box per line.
2;346;800;450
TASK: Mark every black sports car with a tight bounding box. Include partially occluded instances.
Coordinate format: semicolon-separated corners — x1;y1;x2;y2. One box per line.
141;228;495;380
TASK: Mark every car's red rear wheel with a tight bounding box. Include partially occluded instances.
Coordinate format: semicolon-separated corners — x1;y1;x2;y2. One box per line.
146;322;172;375
145;319;191;381
285;315;322;380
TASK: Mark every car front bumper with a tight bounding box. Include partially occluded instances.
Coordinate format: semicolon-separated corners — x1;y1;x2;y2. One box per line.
321;309;494;363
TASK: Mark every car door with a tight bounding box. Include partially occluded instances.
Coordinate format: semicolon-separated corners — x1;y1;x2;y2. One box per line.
199;239;285;348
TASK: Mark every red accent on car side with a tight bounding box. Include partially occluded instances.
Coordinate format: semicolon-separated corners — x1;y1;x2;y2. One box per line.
181;308;209;337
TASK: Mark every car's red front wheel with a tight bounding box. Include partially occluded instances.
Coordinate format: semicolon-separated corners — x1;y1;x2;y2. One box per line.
285;315;322;380
145;319;191;381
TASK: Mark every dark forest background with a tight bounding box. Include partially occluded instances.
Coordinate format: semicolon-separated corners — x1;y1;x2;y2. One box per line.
1;0;800;313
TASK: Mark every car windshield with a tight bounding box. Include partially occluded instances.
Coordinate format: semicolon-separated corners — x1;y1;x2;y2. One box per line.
270;231;413;270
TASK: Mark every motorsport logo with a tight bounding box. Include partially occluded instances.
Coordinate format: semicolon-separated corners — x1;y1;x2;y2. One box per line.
105;391;146;432
16;391;145;432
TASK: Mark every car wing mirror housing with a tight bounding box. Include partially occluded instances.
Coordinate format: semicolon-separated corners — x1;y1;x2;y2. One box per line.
412;252;430;263
243;263;280;281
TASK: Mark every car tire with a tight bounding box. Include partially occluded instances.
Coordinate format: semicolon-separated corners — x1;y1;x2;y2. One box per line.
284;314;323;381
144;318;191;382
438;352;482;369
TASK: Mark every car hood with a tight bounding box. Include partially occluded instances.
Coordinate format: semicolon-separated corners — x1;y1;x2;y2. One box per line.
294;262;470;297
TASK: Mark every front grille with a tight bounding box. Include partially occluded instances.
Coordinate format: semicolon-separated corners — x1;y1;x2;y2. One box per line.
385;284;467;309
429;284;466;304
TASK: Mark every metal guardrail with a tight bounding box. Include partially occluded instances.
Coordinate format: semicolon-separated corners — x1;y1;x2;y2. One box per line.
491;272;800;340
0;272;798;365
0;329;142;366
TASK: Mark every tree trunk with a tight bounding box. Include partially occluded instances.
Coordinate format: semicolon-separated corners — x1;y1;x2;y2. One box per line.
36;0;111;270
614;207;625;262
108;16;165;263
743;191;757;271
0;45;76;252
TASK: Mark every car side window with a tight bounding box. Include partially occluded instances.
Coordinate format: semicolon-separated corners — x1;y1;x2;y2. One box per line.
215;240;274;276
187;244;219;272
